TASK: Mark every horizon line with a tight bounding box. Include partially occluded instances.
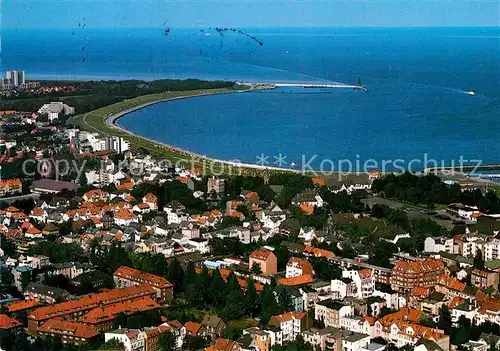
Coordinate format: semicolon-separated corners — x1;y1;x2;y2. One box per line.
3;25;500;30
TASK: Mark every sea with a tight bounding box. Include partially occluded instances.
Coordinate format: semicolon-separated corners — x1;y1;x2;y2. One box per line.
2;27;499;171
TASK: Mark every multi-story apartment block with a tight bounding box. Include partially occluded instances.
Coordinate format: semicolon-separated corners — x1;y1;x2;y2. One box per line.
207;177;225;196
268;311;309;344
0;178;22;197
424;236;456;254
390;258;445;292
36;318;99;345
314;299;353;328
28;284;156;333
471;269;500;291
342;269;375;299
113;266;174;302
484;239;500;261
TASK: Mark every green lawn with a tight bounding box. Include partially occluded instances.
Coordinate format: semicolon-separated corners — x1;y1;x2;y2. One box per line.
228;318;259;329
67;88;270;175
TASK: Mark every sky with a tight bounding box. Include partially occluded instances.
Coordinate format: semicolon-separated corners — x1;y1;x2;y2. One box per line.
3;0;499;29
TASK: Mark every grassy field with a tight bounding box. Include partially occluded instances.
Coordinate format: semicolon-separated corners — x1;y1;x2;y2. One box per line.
67;88;276;175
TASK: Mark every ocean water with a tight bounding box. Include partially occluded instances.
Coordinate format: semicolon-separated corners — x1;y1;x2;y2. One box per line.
2;27;499;170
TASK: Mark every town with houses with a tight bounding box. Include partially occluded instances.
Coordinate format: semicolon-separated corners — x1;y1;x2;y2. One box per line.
0;74;500;351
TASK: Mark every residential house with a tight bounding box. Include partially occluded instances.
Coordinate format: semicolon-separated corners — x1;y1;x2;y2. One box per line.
249;249;278;275
268;311;310;344
286;257;314;278
143;193;158;211
201;314;227;340
484;239;500;261
204;338;242;351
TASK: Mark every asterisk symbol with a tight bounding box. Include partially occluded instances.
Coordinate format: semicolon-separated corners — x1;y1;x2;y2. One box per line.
274;153;287;167
256;153;269;166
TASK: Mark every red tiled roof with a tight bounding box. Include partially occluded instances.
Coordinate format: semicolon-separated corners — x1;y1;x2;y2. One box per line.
303;245;335;259
37;318;99;339
299;203;314;215
287;257;313;276
0;314;22;329
358;269;373;279
79;297;160;324
184;321;202;336
412;286;431;298
278;274;313;287
29;284;155;322
7;299;40;313
392;258;444;274
437;274;466;292
311;177;326;187
0;178;21;188
143;193;157;202
114;209;137;220
167;320;183;330
175;176;191;184
269;311;307;326
249;249;274;261
205;338;240;351
26;226;42;235
114;266;174;289
379;307;422;326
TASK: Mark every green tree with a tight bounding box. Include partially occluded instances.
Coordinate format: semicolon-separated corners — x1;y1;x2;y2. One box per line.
244;279;260;317
250;262;262;274
99;339;125;350
223;289;245;320
167;258;184;293
276;286;293;312
209;269;226;306
223;326;243;340
438;305;452;335
183;262;197;292
474;249;485;269
157;331;175;351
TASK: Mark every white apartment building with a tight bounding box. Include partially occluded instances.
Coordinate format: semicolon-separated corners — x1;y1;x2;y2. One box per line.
424;236;455;254
484;239;500;261
342;269;375;299
104;328;145;351
38;101;75;121
268;311;308;344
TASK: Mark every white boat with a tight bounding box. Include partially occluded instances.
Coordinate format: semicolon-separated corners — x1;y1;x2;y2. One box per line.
465;90;475;95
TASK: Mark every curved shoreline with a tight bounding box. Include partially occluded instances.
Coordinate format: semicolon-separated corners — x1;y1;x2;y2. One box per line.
100;88;295;172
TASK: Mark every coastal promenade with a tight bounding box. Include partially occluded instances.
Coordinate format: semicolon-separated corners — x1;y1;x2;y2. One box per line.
74;86;296;174
242;82;368;91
